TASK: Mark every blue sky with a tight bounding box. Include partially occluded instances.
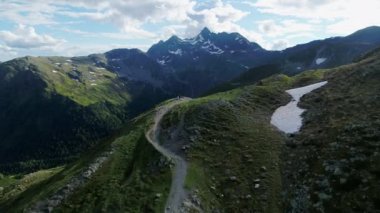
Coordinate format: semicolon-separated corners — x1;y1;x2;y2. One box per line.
0;0;379;61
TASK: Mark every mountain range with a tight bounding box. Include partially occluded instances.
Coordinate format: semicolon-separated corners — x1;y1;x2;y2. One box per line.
0;26;379;173
93;26;380;97
0;25;379;212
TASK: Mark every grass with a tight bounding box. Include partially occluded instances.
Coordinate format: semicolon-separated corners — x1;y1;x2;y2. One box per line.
159;65;329;212
281;50;380;212
0;55;134;174
56;116;172;213
0;107;173;212
28;56;130;106
0;117;129;212
0;167;63;203
161;80;289;211
1;49;377;212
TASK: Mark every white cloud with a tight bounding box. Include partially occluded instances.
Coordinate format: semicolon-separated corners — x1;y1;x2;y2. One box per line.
271;40;288;50
254;19;318;50
185;0;249;35
0;1;58;25
0;45;17;62
57;0;196;33
0;0;297;50
254;0;380;34
61;28;156;42
257;19;314;38
241;1;255;7
58;0;253;42
0;0;377;58
255;0;340;19
0;44;17;56
0;25;65;49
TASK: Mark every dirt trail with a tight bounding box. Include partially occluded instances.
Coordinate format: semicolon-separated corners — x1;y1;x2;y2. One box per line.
145;98;191;213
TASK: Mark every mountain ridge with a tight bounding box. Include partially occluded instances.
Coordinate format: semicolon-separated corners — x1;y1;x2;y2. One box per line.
0;34;379;212
0;25;379;173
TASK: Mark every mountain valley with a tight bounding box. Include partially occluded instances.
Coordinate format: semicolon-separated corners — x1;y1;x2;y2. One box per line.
0;26;379;213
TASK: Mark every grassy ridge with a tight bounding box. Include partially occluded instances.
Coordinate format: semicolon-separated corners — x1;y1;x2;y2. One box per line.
56;113;172;213
159;70;326;212
31;57;130;106
0;55;171;173
282;49;380;212
0;108;173;212
1;49;378;212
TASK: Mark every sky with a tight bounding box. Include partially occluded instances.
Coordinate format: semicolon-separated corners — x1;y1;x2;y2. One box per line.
0;0;379;61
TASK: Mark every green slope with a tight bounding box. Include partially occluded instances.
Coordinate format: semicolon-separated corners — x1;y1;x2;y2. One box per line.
282;48;380;212
159;70;326;212
158;49;380;212
0;108;172;212
0;56;167;174
0;49;378;212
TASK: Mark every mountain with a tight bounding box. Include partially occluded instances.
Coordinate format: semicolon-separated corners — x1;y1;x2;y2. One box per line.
207;26;380;94
147;27;277;96
146;26;380;96
1;47;378;212
0;55;171;173
155;48;380;212
277;26;380;75
0;26;379;174
98;48;164;86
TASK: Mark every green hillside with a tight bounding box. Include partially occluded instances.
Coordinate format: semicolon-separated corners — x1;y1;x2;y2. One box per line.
0;108;173;212
282;49;380;212
0;49;378;212
159;49;380;212
0;56;167;174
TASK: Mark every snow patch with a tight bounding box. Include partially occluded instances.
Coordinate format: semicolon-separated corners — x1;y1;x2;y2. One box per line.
315;58;327;65
209;49;224;55
169;49;183;56
271;81;328;134
157;59;166;65
201;40;224;54
197;34;204;42
157;56;171;65
186;34;205;45
241;64;249;69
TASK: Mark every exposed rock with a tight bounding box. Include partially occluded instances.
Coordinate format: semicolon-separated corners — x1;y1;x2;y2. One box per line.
28;148;114;212
333;167;343;176
318;192;331;201
155;193;162;198
229;176;237;181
